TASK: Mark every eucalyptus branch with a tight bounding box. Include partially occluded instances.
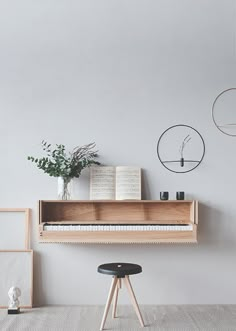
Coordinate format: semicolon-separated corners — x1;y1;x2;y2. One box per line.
28;141;100;178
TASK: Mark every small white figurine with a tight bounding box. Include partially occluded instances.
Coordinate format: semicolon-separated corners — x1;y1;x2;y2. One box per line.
8;287;21;314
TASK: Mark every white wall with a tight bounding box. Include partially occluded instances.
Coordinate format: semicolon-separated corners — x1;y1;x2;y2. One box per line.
1;0;236;305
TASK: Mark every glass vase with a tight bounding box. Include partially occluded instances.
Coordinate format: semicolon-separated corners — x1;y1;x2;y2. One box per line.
57;177;73;200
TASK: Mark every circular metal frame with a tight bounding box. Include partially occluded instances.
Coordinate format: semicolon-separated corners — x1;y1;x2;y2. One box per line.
157;124;205;174
212;88;236;137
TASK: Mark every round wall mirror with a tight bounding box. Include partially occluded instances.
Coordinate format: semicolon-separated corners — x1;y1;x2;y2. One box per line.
212;88;236;136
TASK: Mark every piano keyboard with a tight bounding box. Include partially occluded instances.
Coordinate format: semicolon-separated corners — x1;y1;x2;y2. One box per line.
44;224;193;231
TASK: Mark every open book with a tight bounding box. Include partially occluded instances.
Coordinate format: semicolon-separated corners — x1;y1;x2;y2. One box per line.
90;166;141;200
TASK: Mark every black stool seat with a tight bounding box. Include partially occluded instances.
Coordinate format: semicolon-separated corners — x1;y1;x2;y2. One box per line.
98;262;142;278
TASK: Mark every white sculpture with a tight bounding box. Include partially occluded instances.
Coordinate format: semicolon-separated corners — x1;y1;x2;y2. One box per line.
8;287;21;309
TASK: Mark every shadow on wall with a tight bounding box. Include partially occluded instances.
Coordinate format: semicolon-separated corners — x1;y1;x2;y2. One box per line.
33;251;46;307
198;202;236;245
141;169;152;200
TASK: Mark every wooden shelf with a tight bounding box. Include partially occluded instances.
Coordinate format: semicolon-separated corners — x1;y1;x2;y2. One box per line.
38;200;198;244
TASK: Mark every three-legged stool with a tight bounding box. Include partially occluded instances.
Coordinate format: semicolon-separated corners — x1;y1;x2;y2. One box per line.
98;262;144;330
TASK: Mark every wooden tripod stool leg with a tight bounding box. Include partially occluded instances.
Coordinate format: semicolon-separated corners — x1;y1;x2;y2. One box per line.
112;278;121;318
100;276;118;331
118;278;122;289
124;275;145;327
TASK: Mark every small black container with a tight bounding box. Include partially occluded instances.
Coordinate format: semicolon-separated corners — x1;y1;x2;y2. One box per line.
176;191;185;200
160;192;169;200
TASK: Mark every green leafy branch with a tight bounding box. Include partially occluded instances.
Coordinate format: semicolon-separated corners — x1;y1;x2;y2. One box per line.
28;141;100;179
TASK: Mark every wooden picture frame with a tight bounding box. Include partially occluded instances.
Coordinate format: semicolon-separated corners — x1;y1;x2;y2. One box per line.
0;250;33;308
0;208;30;250
0;208;33;308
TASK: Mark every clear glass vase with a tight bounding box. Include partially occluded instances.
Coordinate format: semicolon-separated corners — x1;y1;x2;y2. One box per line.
57;177;73;200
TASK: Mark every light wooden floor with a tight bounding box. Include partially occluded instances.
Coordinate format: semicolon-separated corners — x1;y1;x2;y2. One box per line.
1;305;236;331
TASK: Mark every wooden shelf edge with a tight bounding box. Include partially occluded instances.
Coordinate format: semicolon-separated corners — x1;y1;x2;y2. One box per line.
40;200;196;203
39;231;197;244
39;240;198;244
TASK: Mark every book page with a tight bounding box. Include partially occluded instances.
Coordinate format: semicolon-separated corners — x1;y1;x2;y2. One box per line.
116;166;141;200
90;166;116;200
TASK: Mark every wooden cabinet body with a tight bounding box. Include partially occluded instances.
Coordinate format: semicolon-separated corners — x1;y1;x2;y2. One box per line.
39;200;198;244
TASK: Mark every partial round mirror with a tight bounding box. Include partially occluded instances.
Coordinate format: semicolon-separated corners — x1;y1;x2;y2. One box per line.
212;88;236;136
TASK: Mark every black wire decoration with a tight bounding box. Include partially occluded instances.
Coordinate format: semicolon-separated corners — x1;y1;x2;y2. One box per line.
157;124;205;173
212;88;236;137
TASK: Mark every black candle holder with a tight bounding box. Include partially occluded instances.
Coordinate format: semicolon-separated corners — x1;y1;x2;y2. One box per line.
176;192;185;200
160;192;169;200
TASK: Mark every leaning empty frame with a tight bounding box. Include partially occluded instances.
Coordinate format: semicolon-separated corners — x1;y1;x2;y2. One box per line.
0;208;32;308
0;250;33;308
0;208;30;250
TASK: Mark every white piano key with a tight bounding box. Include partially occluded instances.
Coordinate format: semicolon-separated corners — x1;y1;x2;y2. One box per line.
43;223;194;232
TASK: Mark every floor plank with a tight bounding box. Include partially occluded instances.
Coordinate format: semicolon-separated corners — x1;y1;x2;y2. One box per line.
1;305;236;331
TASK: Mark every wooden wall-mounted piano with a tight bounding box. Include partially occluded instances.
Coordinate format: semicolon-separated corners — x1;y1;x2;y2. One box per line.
39;200;198;244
